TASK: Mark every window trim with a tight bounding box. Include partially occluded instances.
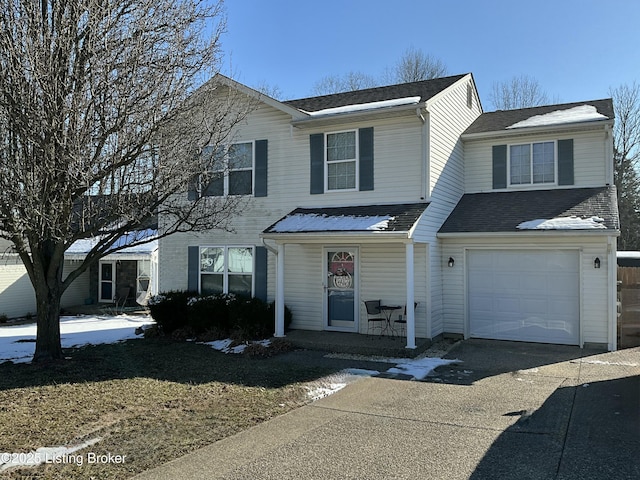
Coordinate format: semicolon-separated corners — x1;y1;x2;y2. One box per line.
201;141;255;197
325;129;359;192
199;245;255;297
507;140;558;188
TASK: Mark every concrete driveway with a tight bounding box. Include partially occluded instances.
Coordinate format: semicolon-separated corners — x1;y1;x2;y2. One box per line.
135;340;640;480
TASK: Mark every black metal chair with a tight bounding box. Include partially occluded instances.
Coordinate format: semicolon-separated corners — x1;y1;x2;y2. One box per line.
394;302;418;337
364;300;386;336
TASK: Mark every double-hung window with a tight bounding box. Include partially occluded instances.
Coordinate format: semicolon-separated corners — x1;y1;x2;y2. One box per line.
201;141;254;196
509;141;555;186
199;246;253;297
326;130;358;191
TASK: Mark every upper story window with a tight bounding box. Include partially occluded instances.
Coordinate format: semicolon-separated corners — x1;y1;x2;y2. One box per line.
509;141;555;186
202;141;254;196
326;130;358;191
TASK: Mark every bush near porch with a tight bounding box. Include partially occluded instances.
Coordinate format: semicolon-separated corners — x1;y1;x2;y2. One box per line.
148;292;292;341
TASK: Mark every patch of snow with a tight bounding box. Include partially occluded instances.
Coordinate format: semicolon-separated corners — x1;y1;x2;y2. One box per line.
302;96;421;117
305;368;380;401
0;438;101;472
203;338;271;354
271;213;394;233
617;251;640;259
517;216;607;230
506;105;608;129
386;357;460;380
579;359;639;367
0;315;154;364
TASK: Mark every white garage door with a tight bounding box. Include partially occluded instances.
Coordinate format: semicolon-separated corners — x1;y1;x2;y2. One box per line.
467;250;580;345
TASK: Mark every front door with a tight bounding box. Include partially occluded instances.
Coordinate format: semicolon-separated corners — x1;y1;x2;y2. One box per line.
325;249;358;331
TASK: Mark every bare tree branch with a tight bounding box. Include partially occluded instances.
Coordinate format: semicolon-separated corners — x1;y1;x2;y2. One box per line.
0;0;254;361
489;75;552;110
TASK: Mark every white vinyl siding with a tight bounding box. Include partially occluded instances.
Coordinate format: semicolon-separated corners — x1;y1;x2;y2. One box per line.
0;259;90;319
464;130;610;192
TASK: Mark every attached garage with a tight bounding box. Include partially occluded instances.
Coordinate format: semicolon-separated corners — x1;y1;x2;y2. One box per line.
467;249;580;345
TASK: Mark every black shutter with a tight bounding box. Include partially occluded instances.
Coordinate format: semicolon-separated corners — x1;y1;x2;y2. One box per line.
310;133;324;194
254;246;268;301
558;139;574;186
359;127;374;191
254;139;268;197
492;145;507;189
187;176;199;201
187;246;199;293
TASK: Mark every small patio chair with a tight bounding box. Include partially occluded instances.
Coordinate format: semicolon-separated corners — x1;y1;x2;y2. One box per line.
394;302;418;337
364;300;386;336
114;286;131;312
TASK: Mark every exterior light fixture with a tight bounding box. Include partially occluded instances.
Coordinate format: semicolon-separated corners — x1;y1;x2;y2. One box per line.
594;257;601;269
448;257;455;268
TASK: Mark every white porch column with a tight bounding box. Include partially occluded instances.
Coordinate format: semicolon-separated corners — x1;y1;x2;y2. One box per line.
275;243;286;338
405;242;416;349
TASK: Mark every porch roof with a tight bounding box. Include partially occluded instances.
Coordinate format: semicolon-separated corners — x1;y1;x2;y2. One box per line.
438;186;619;235
262;203;428;238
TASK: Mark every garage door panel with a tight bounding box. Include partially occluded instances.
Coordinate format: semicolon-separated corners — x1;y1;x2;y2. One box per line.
468;250;579;345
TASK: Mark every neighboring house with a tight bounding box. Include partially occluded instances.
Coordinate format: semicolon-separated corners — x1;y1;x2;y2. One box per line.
159;73;620;350
65;229;159;306
0;230;158;319
0;239;90;319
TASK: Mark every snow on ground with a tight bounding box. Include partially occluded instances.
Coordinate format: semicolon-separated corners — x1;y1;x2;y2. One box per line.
0;438;101;472
0;314;154;364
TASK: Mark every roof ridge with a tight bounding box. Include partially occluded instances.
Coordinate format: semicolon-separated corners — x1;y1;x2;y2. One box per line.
283;73;469;106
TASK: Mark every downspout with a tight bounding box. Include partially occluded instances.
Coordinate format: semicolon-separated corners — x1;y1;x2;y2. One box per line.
416;107;430;201
608;236;617;351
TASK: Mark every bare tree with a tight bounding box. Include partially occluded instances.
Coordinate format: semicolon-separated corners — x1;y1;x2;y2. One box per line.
611;82;640;250
0;0;252;362
388;46;448;84
489;75;551;110
312;71;378;95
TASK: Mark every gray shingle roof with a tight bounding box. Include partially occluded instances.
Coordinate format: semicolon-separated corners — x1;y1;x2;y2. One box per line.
439;186;619;234
284;75;467;113
263;203;428;234
464;99;614;135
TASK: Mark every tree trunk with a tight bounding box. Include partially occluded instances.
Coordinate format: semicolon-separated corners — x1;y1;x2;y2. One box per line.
31;243;66;363
33;285;63;362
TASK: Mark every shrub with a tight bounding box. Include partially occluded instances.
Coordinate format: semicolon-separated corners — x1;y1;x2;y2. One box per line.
230;297;272;341
187;294;235;334
148;291;191;335
0;313;8;324
147;291;294;342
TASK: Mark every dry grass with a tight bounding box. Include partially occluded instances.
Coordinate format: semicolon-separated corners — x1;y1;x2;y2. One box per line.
0;338;338;479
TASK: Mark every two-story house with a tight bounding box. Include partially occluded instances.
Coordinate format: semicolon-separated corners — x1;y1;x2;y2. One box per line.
158;73;620;350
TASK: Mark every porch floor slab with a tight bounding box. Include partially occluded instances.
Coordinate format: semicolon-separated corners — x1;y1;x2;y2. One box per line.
283;329;431;358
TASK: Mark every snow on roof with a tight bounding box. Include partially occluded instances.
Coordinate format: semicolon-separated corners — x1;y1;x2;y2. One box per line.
66;229;158;256
270;213;394;233
517;216;607;230
506;105;608;129
302;96;421;117
617;251;640;259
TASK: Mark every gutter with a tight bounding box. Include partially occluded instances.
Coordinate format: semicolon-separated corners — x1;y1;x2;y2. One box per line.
461;119;615;141
437;229;620;239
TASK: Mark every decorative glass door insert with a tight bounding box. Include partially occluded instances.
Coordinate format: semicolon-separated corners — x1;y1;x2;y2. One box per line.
326;249;357;331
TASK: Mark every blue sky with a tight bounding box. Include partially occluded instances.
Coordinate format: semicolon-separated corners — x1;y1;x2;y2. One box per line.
221;0;640;109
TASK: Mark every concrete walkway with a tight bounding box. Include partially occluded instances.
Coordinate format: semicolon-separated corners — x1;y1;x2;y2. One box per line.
134;340;640;480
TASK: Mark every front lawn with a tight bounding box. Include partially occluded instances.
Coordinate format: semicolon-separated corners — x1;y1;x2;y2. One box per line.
0;338;339;479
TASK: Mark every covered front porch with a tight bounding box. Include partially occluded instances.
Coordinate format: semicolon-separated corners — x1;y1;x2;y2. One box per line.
262;203;430;351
